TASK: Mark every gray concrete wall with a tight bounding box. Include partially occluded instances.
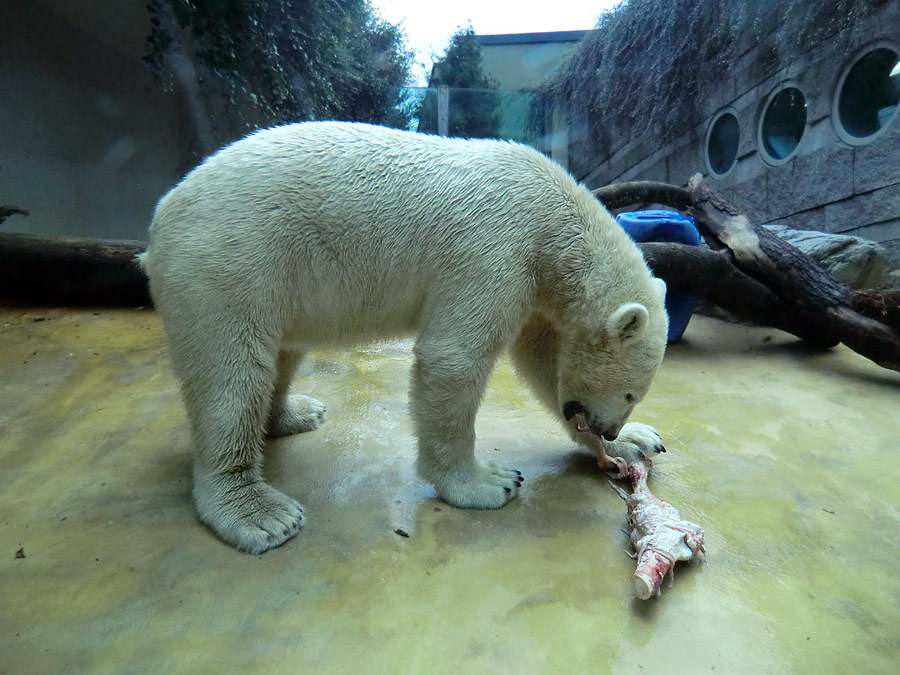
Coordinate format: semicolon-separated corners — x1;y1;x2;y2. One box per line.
0;1;196;241
575;1;900;267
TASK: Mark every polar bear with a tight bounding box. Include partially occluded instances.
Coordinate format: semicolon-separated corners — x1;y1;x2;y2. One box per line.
140;121;669;554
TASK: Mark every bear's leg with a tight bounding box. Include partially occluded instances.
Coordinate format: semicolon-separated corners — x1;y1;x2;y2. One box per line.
411;338;522;509
509;314;561;415
266;348;327;438
180;340;306;554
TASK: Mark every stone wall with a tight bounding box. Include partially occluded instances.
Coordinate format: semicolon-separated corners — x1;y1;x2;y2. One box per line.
574;0;900;269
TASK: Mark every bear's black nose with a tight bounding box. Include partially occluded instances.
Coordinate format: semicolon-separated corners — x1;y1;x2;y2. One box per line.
563;400;584;421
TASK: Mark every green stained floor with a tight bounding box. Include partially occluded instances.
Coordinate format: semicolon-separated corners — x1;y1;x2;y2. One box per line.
1;309;898;674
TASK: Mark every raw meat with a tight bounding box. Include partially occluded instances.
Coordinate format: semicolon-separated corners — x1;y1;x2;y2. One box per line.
608;458;705;599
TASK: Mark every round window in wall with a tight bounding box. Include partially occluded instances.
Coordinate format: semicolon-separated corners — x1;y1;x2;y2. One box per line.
706;110;739;177
759;86;807;164
834;44;900;145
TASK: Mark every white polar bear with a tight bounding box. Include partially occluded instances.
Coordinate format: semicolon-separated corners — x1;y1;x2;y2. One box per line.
140;121;669;554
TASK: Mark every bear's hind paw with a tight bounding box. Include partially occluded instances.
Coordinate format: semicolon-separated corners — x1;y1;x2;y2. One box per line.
195;478;305;554
267;394;326;437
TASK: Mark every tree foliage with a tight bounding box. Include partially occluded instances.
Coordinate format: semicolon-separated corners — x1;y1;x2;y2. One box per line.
144;0;413;143
417;26;501;138
538;0;890;172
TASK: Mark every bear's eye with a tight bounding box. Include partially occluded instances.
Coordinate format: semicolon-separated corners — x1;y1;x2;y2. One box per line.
625;393;635;403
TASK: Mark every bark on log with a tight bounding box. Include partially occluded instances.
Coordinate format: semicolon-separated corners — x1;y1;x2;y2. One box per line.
687;175;851;308
0;233;150;307
851;290;900;333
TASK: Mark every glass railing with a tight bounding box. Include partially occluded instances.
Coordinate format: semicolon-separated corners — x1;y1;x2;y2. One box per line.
389;86;567;158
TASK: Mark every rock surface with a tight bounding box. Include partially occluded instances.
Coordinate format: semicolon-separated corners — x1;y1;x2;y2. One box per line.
763;224;886;289
695;225;887;323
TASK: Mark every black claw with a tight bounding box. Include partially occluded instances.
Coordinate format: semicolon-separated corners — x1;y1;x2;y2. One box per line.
514;470;522;476
514;481;522;488
504;487;511;493
659;445;667;453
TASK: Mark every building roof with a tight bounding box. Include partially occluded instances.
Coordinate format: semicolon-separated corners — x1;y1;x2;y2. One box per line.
475;30;589;47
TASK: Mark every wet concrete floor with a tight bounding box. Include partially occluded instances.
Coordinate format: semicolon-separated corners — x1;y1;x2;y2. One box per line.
1;308;899;673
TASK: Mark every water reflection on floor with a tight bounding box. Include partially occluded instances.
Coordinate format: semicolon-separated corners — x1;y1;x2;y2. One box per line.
1;309;898;673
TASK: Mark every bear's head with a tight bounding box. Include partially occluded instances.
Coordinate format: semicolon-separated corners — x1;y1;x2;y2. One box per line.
557;278;668;441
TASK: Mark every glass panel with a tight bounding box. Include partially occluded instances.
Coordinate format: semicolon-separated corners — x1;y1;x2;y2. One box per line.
761;87;807;160
707;112;739;176
396;87;557;153
838;47;900;138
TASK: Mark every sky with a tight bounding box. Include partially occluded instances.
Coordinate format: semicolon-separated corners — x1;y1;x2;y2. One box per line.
370;0;622;85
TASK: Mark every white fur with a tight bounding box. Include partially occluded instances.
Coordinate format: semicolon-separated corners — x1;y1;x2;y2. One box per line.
141;121;669;553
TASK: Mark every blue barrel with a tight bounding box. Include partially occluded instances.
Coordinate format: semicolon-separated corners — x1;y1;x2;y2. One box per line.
615;209;701;343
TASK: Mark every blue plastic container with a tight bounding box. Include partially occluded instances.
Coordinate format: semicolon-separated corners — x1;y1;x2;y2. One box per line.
615;210;701;343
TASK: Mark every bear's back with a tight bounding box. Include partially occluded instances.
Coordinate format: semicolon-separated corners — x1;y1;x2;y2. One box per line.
148;122;587;283
156;122;573;238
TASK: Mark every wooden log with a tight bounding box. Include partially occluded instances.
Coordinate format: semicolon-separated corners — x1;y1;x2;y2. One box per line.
851;289;900;333
1;206;898;371
592;182;692;212
592;176;900;371
685;174;900;372
0;233;150;307
686;174;850;307
638;242;836;347
0;232;849;347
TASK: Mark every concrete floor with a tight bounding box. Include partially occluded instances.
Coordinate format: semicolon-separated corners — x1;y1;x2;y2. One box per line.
1;308;899;674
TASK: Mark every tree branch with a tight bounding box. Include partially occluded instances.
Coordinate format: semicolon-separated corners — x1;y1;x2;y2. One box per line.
0;205;29;225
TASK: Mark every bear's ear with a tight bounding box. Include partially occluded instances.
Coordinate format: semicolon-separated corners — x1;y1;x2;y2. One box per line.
653;277;667;300
607;303;649;345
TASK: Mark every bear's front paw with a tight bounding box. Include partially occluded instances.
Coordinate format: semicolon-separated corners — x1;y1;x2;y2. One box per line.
194;474;305;554
431;461;523;509
267;394;326;438
607;422;666;461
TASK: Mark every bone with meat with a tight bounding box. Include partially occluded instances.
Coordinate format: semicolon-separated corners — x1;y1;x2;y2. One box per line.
608;457;705;599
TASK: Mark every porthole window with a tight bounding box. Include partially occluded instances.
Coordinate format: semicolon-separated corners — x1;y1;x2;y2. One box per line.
759;85;807;165
833;43;900;146
706;110;740;178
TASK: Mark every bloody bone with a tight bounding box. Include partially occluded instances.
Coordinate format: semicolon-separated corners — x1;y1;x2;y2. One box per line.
608;458;705;600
